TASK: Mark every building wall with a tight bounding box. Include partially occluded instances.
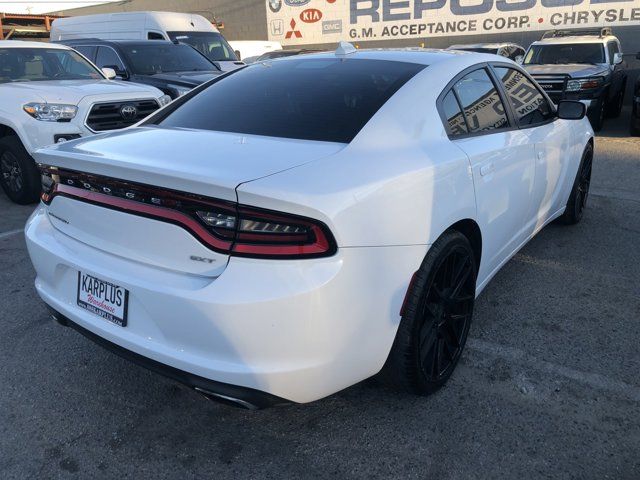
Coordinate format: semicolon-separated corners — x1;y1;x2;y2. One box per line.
50;1;640;55
49;0;268;41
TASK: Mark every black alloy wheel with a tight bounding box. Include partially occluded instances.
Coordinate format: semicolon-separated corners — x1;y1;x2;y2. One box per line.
417;245;475;383
1;150;23;194
572;150;593;222
380;230;477;395
0;136;40;204
559;143;593;225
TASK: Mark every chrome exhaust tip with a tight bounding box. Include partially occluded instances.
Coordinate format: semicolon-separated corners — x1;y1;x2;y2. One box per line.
48;308;69;327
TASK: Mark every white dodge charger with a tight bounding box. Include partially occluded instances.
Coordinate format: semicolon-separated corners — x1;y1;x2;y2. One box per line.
26;45;594;408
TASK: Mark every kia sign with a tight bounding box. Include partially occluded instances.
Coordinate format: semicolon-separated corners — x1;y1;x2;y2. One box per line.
266;0;640;46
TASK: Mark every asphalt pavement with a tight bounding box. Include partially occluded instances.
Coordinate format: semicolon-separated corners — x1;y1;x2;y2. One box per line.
0;109;639;479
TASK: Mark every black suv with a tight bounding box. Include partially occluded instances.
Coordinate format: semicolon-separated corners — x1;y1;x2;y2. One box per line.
631;52;640;136
60;39;223;99
523;28;627;131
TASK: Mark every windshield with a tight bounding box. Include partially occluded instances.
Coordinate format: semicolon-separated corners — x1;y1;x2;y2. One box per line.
0;47;102;83
157;58;426;143
120;44;216;75
455;47;498;54
167;31;238;62
524;43;605;65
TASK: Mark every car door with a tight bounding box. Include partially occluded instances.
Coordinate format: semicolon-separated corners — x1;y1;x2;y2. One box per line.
493;64;572;228
607;41;626;104
440;66;536;282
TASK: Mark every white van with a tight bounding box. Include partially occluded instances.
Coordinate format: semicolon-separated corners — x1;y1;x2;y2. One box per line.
51;11;244;71
228;41;282;62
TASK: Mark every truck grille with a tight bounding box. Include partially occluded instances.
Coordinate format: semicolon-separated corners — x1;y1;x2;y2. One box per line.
531;74;570;103
85;99;159;132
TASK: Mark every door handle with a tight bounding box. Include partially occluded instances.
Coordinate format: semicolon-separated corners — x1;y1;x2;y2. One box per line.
480;162;495;176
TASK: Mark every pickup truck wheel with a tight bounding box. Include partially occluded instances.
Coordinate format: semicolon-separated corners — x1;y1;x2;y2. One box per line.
0;136;40;205
606;84;625;118
588;99;606;132
559;143;593;225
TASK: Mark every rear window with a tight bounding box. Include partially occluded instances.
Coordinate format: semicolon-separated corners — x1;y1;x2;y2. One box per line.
157;58;426;143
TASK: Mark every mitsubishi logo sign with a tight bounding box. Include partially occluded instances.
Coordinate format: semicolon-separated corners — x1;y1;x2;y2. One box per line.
285;18;302;39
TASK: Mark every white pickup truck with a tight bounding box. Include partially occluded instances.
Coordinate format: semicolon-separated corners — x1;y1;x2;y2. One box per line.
0;40;170;204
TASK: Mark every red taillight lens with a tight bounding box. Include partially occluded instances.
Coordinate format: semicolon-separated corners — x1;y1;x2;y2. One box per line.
231;205;333;257
39;166;336;259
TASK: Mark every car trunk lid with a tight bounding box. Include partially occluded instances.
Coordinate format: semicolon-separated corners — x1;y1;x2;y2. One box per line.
35;127;344;276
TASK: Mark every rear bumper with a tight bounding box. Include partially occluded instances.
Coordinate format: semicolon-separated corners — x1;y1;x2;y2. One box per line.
26;206;426;403
49;308;288;409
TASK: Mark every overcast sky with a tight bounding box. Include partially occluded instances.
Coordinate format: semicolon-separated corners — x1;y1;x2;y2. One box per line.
0;1;118;14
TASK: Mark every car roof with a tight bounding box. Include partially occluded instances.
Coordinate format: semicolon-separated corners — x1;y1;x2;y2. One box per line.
448;43;520;49
272;48;495;67
532;35;617;45
0;40;70;49
62;39;176;47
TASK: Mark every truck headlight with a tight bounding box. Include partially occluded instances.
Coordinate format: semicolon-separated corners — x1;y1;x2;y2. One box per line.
23;103;78;121
168;85;192;97
565;77;604;92
158;94;172;106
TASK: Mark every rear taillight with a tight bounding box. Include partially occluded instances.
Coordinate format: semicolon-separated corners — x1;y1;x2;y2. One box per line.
40;166;336;259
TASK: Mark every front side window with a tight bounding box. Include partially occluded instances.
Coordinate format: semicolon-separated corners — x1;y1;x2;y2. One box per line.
167;31;238;62
524;43;605;65
157;58;426;143
95;46;125;71
73;45;96;62
495;67;553;127
0;47;102;83
607;42;619;64
119;44;215;75
453;68;508;133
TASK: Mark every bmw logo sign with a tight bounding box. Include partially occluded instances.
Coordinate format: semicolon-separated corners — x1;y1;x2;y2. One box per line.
269;0;282;13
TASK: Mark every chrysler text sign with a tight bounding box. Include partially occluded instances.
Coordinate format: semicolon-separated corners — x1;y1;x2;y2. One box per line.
266;0;640;45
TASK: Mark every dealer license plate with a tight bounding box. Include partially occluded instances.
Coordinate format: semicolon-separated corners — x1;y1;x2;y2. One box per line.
77;271;129;327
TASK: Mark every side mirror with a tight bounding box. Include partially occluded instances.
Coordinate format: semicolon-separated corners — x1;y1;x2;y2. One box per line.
613;52;623;65
515;55;524;65
101;67;117;80
234;50;242;61
103;65;128;79
557;100;586;120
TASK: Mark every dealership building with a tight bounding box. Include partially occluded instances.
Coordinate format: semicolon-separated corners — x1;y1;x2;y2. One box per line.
50;0;640;53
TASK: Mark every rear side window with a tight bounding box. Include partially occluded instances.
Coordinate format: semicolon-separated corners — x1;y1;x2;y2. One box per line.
453;68;508;133
441;91;468;136
495;66;553;127
157;58;426;143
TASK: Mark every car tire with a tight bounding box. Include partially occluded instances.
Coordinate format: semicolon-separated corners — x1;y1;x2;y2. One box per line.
588;99;606;132
606;83;625;118
0;136;40;205
379;230;476;395
558;143;593;225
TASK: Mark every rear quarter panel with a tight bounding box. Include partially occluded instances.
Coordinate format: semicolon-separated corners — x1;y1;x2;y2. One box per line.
236;63;478;249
